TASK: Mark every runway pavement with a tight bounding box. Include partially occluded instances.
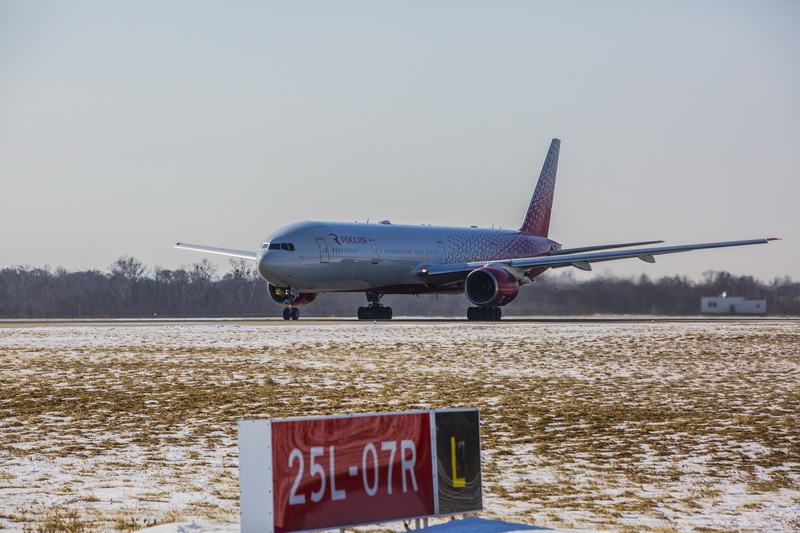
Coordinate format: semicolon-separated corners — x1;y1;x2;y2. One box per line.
1;315;796;328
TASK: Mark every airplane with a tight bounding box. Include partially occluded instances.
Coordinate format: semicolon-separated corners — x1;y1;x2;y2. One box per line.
176;138;778;321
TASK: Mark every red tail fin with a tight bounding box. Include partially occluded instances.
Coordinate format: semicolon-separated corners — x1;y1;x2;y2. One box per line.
519;138;560;237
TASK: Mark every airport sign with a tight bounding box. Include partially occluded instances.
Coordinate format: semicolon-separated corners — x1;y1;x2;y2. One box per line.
239;409;481;532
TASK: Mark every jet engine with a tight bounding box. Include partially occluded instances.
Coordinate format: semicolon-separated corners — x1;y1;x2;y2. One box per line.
465;267;520;307
268;284;318;307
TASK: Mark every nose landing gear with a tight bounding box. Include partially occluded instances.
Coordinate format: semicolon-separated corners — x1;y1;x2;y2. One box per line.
282;307;300;320
357;293;393;320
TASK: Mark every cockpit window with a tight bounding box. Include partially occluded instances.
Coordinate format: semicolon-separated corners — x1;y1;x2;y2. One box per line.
267;242;295;251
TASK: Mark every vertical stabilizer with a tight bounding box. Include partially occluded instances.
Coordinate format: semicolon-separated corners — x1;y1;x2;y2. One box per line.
519;138;560;237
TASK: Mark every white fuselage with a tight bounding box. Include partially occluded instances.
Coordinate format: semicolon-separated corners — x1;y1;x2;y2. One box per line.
257;220;559;293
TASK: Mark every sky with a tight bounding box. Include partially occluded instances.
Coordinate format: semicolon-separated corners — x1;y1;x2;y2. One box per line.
1;0;798;281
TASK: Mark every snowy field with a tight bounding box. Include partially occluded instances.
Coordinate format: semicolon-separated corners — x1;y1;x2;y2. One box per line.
1;320;799;531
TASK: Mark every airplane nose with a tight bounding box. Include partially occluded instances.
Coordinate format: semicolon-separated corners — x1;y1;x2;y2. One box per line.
257;251;294;286
257;253;275;283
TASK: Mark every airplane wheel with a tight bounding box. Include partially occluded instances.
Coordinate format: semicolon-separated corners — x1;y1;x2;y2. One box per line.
282;308;291;320
290;307;300;320
467;306;501;321
358;306;393;320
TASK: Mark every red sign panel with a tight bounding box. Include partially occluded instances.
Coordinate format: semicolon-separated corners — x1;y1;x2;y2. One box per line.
270;412;434;532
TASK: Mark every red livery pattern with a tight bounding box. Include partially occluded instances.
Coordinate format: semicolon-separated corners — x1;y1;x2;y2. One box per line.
519;139;559;237
442;229;556;267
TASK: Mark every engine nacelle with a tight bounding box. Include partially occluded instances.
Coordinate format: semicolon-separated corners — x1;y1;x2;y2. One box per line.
268;284;319;308
465;267;520;307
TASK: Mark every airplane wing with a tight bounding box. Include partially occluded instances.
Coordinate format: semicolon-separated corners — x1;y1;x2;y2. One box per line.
417;238;779;282
175;242;258;261
551;240;664;255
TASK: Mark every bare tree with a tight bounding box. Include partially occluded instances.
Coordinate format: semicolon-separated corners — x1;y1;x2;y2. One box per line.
189;259;217;310
109;256;146;309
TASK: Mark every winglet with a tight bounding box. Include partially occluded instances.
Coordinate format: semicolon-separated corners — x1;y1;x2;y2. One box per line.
519;138;560;237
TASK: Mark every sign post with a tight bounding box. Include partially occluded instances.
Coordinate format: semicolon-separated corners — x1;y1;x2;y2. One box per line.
239;409;481;532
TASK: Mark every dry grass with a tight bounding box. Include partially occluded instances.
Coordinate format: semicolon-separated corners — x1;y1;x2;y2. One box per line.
1;321;799;531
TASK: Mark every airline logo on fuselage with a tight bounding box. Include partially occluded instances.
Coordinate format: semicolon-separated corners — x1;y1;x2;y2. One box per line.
329;233;368;246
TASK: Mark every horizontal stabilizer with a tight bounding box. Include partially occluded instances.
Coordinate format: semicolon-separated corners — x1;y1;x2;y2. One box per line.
175;243;257;261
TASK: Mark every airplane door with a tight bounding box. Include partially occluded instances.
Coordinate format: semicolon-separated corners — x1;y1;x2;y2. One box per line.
316;238;329;263
437;241;447;264
369;240;379;264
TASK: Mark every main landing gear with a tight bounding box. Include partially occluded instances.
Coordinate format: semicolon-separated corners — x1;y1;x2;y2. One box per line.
358;293;393;320
467;306;502;321
282;307;300;320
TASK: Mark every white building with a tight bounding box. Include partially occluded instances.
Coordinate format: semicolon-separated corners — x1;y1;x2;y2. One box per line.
701;296;767;315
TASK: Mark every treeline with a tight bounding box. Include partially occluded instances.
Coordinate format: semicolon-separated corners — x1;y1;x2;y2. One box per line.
516;270;800;316
0;257;273;319
0;257;798;318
